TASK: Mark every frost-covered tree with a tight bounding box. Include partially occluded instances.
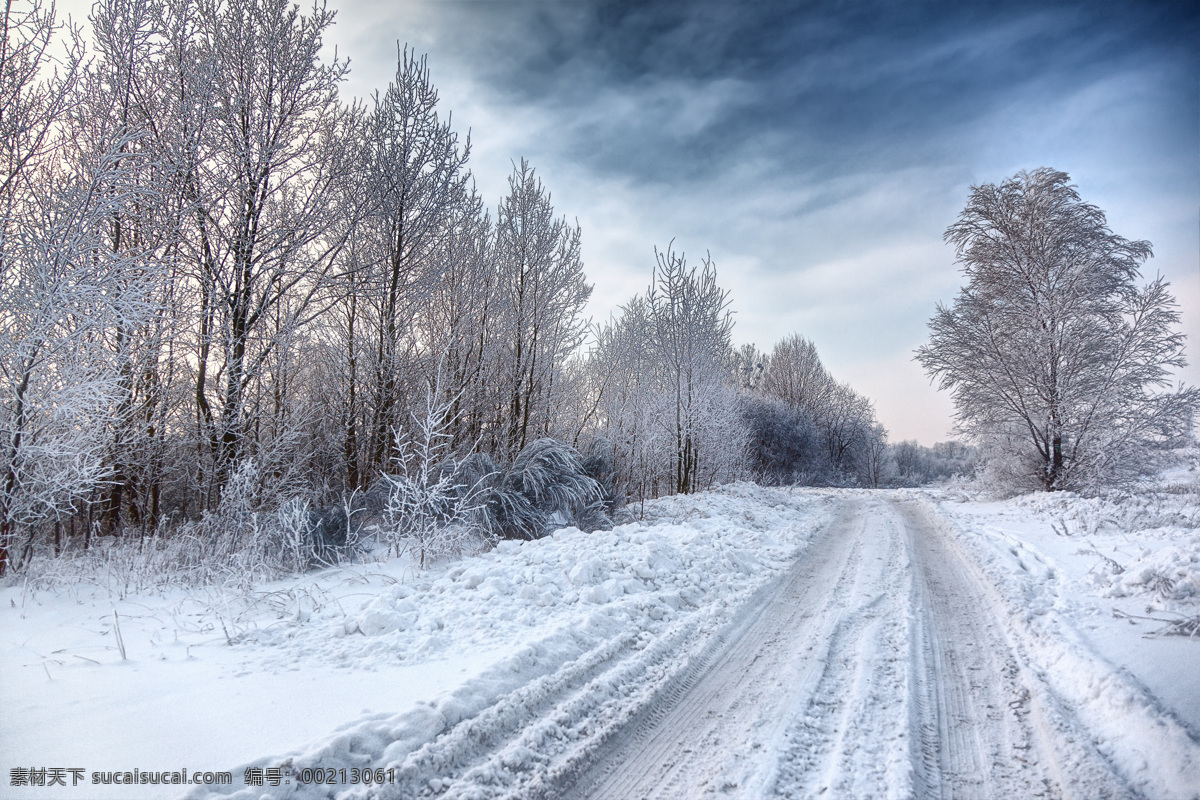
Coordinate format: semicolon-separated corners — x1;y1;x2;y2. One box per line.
65;0;188;536
0;0;96;574
586;298;669;503
356;46;474;474
739;394;818;486
0;142;153;574
0;0;83;216
752;334;883;485
735;343;767;391
415;192;493;453
586;244;744;501
917;168;1197;492
890;440;978;487
760;334;833;415
858;422;891;488
647;244;740;494
490;160;591;459
819;380;876;476
168;0;358;504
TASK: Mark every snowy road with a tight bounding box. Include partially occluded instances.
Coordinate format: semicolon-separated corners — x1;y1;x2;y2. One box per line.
559;497;1153;799
899;500;1131;800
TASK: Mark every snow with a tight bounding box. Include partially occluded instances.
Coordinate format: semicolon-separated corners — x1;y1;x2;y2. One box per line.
2;481;1198;799
924;487;1200;798
1;483;834;799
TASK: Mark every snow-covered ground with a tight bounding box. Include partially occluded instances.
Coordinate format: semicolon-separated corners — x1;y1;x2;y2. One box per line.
2;482;1198;799
1;484;834;798
926;487;1200;786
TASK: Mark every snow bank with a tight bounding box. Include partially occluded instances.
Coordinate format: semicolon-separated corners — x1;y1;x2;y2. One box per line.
0;483;836;800
1099;533;1200;603
1;484;831;800
1010;485;1200;539
242;485;825;677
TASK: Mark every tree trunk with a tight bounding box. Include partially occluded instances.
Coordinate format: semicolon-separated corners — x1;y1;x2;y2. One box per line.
1051;436;1064;490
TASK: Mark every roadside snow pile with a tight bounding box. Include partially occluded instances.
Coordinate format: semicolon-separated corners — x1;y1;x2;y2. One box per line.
240;483;828;675
1011;485;1200;538
1099;534;1200;603
1000;487;1200;608
175;483;832;800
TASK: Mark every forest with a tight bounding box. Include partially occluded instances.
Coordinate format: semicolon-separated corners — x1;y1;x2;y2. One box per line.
1;0;970;577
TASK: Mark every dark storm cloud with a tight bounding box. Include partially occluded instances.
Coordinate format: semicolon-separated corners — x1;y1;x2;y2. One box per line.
416;0;1197;185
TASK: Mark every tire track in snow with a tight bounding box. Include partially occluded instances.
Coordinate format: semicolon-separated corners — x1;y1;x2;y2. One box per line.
212;491;1172;800
768;498;913;799
778;497;1133;799
901;500;1061;799
557;499;872;800
912;498;1175;799
557;494;1144;800
181;486;837;800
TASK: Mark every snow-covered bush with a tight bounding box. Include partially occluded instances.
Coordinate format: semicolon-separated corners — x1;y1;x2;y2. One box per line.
508;439;601;518
579;437;627;524
378;463;484;568
275;497;363;572
1006;479;1200;610
740;395;820;486
377;395;488;567
492;438;606;539
18;460;363;595
583;246;749;503
365;431;610;566
1014;477;1200;534
367;380;611;564
158;462;361;584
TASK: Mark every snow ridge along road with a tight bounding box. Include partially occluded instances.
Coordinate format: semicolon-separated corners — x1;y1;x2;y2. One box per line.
173;488;1199;800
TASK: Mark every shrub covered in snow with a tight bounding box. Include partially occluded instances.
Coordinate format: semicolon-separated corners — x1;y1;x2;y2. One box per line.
372;394;492;567
437;439;609;542
491;438;605;538
740;395;820;486
1097;535;1200;603
16;461;364;595
369;428;609;566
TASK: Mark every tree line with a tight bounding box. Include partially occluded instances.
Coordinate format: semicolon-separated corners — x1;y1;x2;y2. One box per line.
2;0;905;575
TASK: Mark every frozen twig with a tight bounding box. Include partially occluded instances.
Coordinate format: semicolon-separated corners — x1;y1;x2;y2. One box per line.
112;611;126;660
1113;608;1200;638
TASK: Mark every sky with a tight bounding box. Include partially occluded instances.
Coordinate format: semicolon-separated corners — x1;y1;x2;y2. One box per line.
62;0;1200;443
